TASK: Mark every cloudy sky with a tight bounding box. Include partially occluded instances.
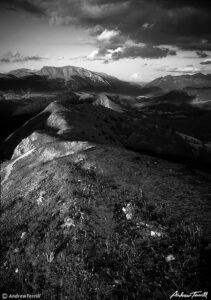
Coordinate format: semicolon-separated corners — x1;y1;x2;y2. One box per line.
0;0;211;82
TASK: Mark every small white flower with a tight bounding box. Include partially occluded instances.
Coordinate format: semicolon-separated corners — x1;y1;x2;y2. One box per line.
139;188;143;198
126;212;133;220
46;252;54;263
37;191;46;205
122;203;134;220
21;232;26;239
150;230;162;237
61;217;75;228
165;254;175;262
113;279;121;286
15;268;19;273
37;198;43;205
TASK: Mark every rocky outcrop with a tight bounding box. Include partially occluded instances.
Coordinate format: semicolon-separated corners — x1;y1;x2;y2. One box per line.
93;94;124;113
1;132;211;298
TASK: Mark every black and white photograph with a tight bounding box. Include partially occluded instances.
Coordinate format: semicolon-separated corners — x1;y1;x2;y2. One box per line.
0;0;210;299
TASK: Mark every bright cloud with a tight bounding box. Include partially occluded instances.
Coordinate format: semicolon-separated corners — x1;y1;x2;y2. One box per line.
97;29;120;42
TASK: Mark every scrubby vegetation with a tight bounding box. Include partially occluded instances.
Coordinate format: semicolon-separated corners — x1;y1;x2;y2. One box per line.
0;162;209;299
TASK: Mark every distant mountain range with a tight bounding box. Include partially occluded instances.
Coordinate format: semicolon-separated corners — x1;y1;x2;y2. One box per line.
8;66;116;88
1;66;211;97
146;73;211;91
0;66;147;94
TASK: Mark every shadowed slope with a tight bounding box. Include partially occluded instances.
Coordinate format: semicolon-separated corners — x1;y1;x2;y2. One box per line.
1;97;211;167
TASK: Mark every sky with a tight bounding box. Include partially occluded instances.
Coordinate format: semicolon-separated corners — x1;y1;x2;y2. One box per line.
0;0;211;82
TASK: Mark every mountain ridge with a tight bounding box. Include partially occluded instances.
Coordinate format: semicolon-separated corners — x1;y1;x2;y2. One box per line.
146;72;211;91
7;65;118;83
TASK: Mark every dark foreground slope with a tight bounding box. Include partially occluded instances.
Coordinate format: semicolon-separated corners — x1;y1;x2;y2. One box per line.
0;95;211;299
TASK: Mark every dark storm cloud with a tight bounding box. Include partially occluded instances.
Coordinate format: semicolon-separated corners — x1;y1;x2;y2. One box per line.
113;45;176;59
0;52;46;63
0;0;45;16
87;24;177;61
151;0;211;10
88;43;176;62
88;1;209;51
111;45;176;60
196;51;209;58
2;0;211;52
178;42;211;51
64;0;211;51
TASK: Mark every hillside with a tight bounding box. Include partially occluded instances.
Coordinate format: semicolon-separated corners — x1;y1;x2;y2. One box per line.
8;68;36;77
1;95;210;299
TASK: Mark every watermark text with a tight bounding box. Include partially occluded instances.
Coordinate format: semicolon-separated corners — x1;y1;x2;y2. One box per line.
2;294;41;299
170;291;208;299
